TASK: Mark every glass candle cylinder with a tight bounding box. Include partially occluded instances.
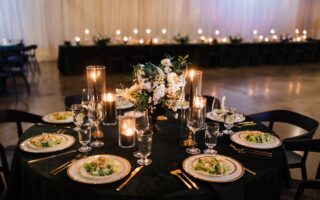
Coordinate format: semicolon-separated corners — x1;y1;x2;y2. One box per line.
186;70;202;108
118;115;135;148
86;66;106;102
102;93;117;126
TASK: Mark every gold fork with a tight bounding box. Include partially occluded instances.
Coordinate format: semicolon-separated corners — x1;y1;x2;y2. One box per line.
170;170;192;189
174;169;199;190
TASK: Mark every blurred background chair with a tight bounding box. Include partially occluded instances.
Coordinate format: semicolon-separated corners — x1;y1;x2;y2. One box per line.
249;110;319;180
64;94;82;110
0;109;42;189
284;139;320;200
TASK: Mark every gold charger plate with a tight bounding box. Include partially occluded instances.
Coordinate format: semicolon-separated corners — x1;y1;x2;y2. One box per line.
183;154;244;183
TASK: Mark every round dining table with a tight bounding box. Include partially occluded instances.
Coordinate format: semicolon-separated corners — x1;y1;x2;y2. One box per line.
7;111;286;200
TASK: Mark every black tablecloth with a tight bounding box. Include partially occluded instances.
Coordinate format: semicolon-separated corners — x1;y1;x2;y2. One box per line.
58;42;320;75
7;113;285;200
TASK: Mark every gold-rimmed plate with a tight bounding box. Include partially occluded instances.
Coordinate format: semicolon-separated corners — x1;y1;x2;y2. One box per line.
20;133;75;153
231;130;282;149
116;100;134;109
206;111;245;123
67;155;131;184
183;154;244;183
42;111;73;124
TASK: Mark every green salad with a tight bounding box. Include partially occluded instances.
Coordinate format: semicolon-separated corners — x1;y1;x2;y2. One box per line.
83;157;119;177
52;111;72;120
30;133;64;148
193;157;229;175
243;131;272;143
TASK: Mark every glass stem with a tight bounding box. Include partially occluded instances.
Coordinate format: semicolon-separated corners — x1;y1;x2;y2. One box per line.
192;130;196;149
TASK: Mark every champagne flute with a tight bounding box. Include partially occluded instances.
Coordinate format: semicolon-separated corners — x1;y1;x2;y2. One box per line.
186;107;206;154
133;110;150;158
223;107;236;135
88;101;105;147
204;122;219;154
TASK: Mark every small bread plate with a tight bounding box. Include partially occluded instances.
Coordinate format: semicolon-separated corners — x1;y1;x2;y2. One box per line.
183;154;244;183
42;111;73;124
206;110;245;123
67;154;131;184
20;133;75;153
230;130;282;149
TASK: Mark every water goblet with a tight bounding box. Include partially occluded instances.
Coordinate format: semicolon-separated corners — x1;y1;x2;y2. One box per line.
88;101;105;147
204;122;219;154
133;110;150;158
78;124;92;152
136;130;153;166
223;107;236;135
186;107;206;154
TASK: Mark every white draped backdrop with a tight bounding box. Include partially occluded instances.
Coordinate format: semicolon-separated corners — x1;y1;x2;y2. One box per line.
1;0;320;61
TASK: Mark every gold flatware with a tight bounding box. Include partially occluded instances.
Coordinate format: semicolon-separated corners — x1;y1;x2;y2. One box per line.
244;167;256;176
116;166;143;191
174;169;199;190
238;121;255;125
51;154;82;175
37;123;72;129
170;170;192;189
230;144;272;157
28;149;76;164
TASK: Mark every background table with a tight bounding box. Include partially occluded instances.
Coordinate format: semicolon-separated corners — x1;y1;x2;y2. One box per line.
7;113;285;200
57;42;320;75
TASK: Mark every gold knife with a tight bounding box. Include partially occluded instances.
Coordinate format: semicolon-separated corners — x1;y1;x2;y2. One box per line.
116;166;143;191
28;149;76;164
244;167;256;176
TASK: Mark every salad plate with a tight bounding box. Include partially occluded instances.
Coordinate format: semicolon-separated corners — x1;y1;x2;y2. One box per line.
116;100;134;109
230;130;282;149
175;101;189;109
183;154;244;183
67;154;131;184
20;133;75;153
206;110;245;123
42;111;73;124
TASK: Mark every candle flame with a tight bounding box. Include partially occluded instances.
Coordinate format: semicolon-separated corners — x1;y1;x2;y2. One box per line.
91;72;96;82
189;70;194;81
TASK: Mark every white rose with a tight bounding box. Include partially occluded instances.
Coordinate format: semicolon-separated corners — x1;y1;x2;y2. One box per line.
153;84;165;104
161;58;172;67
164;66;172;74
167;72;179;84
141;81;152;92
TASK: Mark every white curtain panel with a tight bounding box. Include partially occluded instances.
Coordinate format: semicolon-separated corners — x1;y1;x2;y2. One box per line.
0;0;319;61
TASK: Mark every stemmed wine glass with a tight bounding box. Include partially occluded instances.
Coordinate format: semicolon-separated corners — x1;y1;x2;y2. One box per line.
88;100;105;147
204;122;219;154
71;104;92;152
223;107;236;135
133;110;150;158
186;106;206;154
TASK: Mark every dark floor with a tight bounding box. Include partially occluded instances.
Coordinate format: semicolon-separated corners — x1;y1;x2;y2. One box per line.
0;62;319;199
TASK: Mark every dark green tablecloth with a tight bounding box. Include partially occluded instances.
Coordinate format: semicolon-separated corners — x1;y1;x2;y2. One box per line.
7;113;285;200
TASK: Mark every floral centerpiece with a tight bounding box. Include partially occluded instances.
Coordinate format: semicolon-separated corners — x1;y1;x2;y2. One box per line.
118;55;189;116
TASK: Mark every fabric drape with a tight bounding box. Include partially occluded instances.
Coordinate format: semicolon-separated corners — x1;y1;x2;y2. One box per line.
0;0;319;61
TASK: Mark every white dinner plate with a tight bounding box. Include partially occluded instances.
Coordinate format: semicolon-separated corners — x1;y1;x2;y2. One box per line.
206;111;245;123
67;154;131;184
175;101;189;109
42;111;73;124
20;133;75;153
116;100;134;109
230;130;282;149
183;154;244;183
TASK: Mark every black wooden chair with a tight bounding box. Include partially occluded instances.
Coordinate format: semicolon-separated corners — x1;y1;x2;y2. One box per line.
0;109;42;188
64;94;82;110
22;45;40;75
284;139;320;200
203;95;221;109
249;110;319;180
